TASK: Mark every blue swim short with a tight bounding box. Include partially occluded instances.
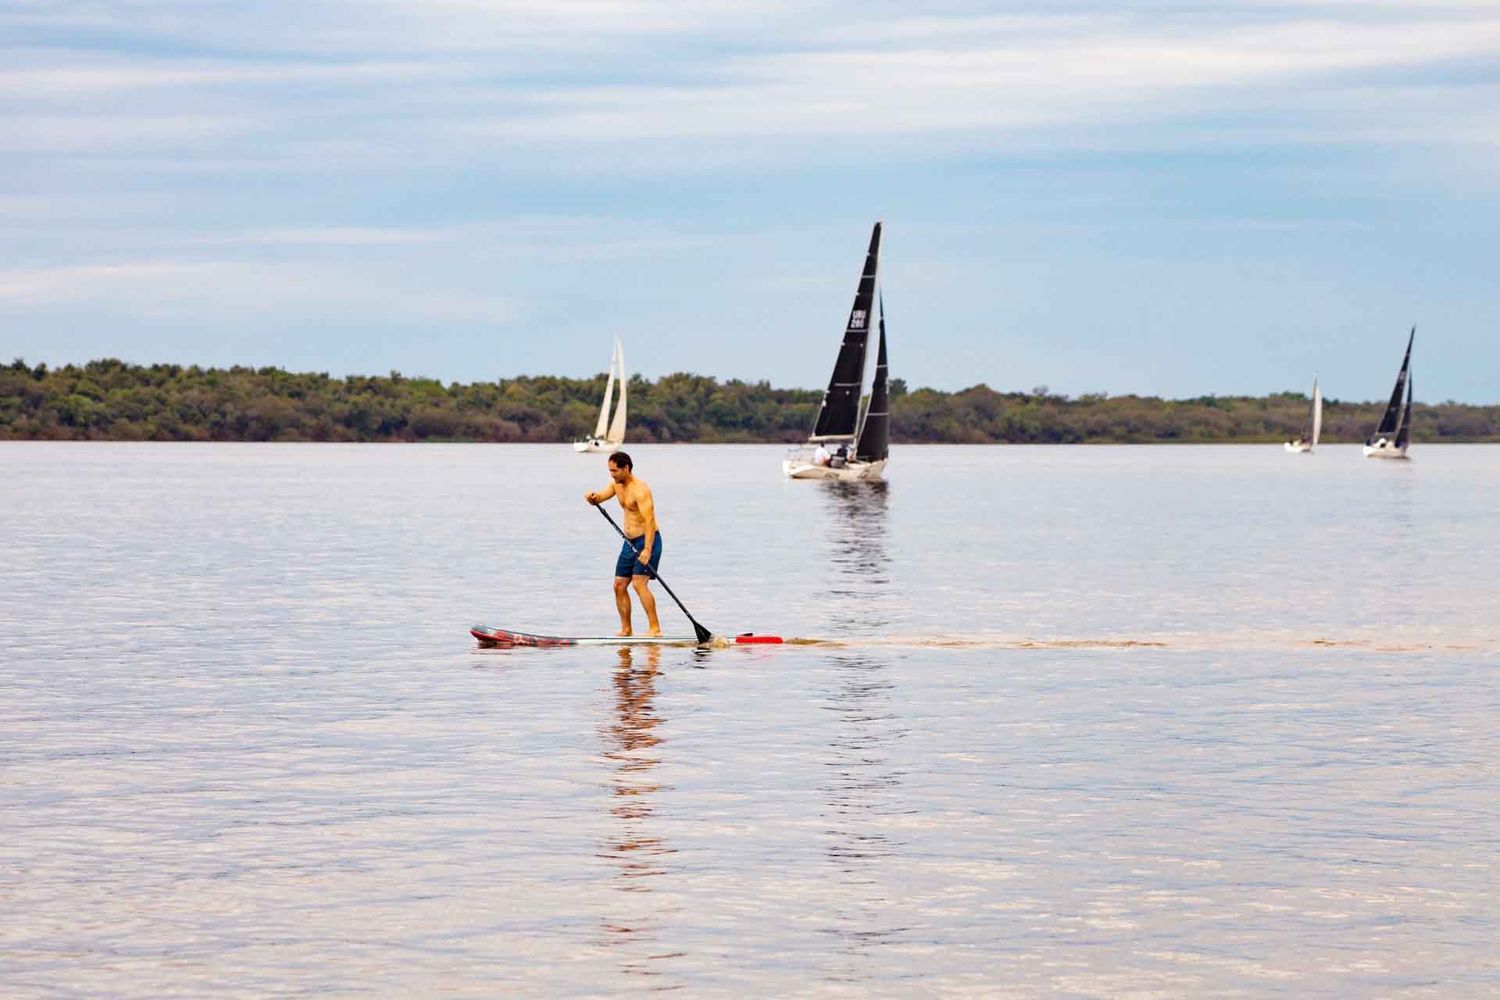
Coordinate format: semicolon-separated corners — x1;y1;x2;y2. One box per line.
615;531;663;578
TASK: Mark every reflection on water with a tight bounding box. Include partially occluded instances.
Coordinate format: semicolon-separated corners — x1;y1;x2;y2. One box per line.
596;645;684;980
603;646;667;832
819;652;910;979
817;481;891;634
4;444;1497;996
814;482;909;976
1386;466;1416;595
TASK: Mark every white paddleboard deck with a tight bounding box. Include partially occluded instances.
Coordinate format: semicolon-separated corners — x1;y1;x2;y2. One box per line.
471;624;783;647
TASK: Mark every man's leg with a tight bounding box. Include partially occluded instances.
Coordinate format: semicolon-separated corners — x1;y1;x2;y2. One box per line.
613;576;633;636
630;575;661;637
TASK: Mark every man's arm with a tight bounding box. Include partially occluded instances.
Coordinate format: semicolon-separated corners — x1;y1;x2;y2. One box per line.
585;482;618;505
635;488;657;561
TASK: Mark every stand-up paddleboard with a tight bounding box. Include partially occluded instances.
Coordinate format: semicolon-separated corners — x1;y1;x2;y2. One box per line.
471;624;782;648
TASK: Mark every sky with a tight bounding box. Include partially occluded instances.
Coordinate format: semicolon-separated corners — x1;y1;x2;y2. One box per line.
2;1;1498;401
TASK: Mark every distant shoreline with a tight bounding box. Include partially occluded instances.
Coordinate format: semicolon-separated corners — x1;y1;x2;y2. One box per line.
5;359;1498;444
8;440;1500;447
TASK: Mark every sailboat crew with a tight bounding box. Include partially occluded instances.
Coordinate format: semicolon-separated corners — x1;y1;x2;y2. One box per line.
585;451;663;637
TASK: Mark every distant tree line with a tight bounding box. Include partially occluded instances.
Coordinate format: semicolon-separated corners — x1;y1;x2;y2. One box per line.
3;358;1498;443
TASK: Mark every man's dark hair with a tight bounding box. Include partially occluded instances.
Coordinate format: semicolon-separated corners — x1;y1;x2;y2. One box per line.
608;451;633;470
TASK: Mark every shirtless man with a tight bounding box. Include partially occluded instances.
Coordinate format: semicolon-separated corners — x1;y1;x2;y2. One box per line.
584;451;662;637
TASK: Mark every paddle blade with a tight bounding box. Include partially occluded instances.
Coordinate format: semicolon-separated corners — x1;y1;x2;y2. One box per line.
692;620;713;645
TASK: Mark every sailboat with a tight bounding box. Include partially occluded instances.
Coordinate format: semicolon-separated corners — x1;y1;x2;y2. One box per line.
573;338;627;453
1284;377;1323;453
783;222;891;481
1362;327;1414;460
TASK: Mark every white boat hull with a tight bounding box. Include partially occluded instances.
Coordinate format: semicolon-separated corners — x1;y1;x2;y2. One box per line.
783;458;887;481
1284;440;1312;453
573;438;621;453
1363;438;1409;460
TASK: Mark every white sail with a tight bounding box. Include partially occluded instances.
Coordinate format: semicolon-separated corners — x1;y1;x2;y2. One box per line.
605;340;627;445
1310;378;1322;449
592;341;618;439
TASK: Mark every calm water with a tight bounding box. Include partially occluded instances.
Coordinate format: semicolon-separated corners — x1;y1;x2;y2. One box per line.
2;443;1496;997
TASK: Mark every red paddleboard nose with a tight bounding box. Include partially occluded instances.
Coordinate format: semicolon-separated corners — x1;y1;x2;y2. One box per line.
734;633;783;645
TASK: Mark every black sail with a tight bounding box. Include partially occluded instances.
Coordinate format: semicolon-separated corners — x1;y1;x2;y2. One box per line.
1373;327;1415;438
811;222;882;440
1395;375;1413;449
855;298;890;463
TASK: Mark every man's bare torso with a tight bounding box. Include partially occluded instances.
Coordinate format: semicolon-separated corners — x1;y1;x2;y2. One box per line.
615;477;655;538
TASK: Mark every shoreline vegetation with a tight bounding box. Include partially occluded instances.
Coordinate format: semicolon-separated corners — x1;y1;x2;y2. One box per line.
5;358;1498;443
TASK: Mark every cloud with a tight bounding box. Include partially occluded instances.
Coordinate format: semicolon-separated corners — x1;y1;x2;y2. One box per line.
0;214;719;326
0;0;782;59
1;113;257;153
4;2;1498;399
189;227;457;247
487;13;1500;146
6;3;1498;170
0;59;442;98
0;258;515;325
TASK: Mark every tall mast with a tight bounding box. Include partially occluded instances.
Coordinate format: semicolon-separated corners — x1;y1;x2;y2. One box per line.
592;340;618;439
1310;377;1322;449
606;339;627;444
1373;326;1414;438
854;293;890;463
811;222;882;442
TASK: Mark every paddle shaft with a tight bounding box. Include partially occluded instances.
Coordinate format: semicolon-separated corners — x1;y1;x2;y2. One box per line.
594;504;713;644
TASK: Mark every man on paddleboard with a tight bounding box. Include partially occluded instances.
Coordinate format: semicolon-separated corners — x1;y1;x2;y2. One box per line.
585;451;662;637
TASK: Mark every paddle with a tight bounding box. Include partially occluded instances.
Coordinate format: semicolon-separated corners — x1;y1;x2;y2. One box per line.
594;504;713;645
